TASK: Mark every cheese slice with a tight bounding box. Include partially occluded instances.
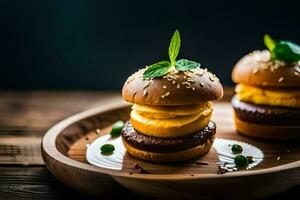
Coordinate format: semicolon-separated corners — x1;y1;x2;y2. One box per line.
236;84;300;108
132;102;212;116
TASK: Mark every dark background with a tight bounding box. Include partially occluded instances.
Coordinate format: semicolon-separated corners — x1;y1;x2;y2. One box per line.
1;0;299;90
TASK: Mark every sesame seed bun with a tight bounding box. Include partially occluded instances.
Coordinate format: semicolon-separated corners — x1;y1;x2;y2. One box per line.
232;50;300;88
122;67;223;106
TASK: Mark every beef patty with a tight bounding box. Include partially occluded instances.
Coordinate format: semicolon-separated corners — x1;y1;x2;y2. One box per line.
121;121;216;153
232;96;300;126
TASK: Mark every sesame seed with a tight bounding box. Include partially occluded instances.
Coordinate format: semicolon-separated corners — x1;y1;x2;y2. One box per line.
209;76;215;82
172;80;176;84
177;84;180;89
272;63;280;70
182;81;191;88
164;92;170;97
200;82;204;87
277;156;281;161
294;72;300;76
143;90;148;96
278;77;284;82
183;76;187;79
96;129;101;134
192;87;196;91
260;64;269;70
273;64;280;70
163;85;167;89
143;82;149;88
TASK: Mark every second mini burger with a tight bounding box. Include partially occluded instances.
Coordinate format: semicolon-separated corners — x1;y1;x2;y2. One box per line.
232;34;300;140
121;30;223;163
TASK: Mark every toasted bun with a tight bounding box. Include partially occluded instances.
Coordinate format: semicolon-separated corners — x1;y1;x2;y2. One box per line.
234;115;300;141
123;137;214;163
122;68;223;105
232;50;300;88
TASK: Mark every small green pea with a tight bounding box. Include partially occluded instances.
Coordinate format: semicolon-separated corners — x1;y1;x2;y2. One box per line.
100;144;115;154
110;120;124;137
234;155;248;168
231;144;243;154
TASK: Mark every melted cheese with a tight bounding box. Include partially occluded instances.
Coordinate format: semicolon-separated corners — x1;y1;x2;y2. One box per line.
131;107;212;127
132;102;212;117
129;102;213;137
236;84;300;108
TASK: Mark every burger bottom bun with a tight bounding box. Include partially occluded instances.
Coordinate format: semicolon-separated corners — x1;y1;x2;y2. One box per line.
123;136;214;163
234;115;300;141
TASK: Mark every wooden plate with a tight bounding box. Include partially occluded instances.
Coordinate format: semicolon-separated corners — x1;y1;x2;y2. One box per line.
41;101;300;199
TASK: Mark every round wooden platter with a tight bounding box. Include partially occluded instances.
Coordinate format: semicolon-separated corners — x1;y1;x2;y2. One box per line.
42;101;300;199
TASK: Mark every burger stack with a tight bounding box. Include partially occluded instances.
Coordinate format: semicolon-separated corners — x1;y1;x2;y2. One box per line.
121;67;223;162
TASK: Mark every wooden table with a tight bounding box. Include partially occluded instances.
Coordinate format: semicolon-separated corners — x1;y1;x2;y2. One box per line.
0;90;299;199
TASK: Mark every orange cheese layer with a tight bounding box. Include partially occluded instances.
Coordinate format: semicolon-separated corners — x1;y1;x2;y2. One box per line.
235;84;300;108
130;102;212;138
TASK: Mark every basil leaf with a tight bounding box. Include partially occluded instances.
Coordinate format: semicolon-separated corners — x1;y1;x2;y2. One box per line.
264;34;276;52
168;30;181;65
175;59;200;71
143;61;171;78
273;41;300;62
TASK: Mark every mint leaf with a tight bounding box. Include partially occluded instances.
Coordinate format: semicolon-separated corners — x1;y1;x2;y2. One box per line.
143;61;171;78
168;30;181;65
175;59;200;71
273;41;300;62
264;34;276;52
263;34;300;62
142;30;202;78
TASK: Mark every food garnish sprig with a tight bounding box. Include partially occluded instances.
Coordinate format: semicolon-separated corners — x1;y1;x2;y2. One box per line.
264;34;300;63
143;30;201;79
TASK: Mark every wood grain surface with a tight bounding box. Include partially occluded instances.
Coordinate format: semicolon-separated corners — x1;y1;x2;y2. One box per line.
0;89;299;199
42;99;300;198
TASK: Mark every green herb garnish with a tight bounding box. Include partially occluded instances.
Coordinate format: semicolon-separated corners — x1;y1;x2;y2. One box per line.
169;30;181;66
110;120;124;137
100;144;115;154
231;144;243;154
176;59;200;71
234;155;248;168
143;30;200;79
264;34;300;63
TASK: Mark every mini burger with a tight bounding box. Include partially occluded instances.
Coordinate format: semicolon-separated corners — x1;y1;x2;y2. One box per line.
232;34;300;140
121;30;223;163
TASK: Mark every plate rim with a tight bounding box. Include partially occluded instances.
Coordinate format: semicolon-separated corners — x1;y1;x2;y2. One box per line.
42;101;300;181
